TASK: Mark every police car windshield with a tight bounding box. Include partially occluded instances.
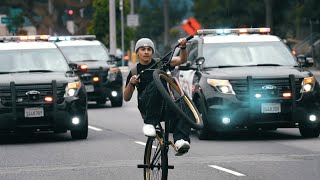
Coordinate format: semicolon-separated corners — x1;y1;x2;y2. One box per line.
59;45;110;62
203;41;297;68
0;49;69;73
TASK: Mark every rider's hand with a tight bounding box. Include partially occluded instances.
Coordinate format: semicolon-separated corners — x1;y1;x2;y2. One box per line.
178;38;187;49
130;75;140;85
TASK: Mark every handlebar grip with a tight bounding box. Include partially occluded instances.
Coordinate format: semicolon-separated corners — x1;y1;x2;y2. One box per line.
186;35;194;41
175;35;194;47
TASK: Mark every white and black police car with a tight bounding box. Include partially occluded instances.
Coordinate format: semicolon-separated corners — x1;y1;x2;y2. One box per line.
0;35;88;139
52;35;123;107
175;28;320;139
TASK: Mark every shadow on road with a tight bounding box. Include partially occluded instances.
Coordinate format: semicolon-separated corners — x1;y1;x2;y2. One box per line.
191;129;306;141
0;131;73;145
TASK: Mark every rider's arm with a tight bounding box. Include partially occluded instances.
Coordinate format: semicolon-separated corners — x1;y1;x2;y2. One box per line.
170;38;187;67
124;72;139;101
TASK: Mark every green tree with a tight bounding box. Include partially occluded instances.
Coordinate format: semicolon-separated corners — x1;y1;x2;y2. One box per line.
0;0;92;35
88;0;135;52
136;0;189;54
193;0;265;29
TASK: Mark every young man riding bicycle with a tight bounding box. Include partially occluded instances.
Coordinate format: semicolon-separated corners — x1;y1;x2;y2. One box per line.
123;38;191;155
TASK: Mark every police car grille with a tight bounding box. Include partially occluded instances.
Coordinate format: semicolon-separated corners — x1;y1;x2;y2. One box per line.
229;78;303;102
0;83;66;106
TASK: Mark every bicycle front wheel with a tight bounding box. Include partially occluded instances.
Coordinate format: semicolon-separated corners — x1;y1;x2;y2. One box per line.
144;131;168;180
153;69;203;130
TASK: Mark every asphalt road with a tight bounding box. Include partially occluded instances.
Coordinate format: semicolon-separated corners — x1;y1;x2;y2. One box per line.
1;91;320;180
1;69;320;180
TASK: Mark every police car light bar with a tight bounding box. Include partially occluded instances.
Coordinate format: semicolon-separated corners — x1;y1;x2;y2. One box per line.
197;27;270;35
49;35;96;41
0;35;50;42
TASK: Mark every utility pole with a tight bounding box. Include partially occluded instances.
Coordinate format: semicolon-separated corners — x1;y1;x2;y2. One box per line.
120;0;124;67
264;0;273;34
130;0;136;64
109;0;117;56
163;0;169;48
48;0;53;35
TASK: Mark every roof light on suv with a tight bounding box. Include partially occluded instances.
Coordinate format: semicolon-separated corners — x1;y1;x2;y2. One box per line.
197;27;270;36
49;35;96;42
0;35;50;42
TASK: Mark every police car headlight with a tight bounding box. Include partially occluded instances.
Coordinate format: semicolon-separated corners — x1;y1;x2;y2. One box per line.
65;81;81;97
301;77;316;93
107;67;119;81
207;79;235;95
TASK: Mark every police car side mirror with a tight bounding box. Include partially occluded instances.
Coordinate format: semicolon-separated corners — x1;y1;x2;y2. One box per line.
195;57;205;66
107;59;115;65
306;57;314;67
297;54;314;67
69;63;78;70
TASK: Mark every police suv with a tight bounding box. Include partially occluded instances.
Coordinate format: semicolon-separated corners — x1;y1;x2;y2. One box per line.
0;35;88;139
176;28;320;139
53;36;123;107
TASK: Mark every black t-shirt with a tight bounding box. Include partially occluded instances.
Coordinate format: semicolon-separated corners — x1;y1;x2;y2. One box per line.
125;59;174;98
126;59;157;98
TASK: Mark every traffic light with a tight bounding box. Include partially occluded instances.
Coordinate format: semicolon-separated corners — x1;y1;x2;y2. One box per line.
68;9;74;15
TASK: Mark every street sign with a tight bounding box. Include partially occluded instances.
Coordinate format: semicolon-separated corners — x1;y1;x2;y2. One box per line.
1;17;11;24
127;14;139;27
182;17;202;35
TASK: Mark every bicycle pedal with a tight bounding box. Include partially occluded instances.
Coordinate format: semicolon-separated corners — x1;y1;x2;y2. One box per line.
168;165;174;169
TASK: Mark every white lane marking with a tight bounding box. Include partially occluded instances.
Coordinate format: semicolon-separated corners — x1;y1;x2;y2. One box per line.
209;165;246;177
135;141;147;146
135;141;157;149
88;125;103;131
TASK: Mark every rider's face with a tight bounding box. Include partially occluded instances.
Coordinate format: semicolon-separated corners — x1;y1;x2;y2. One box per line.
137;47;153;64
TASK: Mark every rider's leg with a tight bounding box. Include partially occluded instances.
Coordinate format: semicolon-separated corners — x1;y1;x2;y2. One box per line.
140;81;162;126
173;117;191;143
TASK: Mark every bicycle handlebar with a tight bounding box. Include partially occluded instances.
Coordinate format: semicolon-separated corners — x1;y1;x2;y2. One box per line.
173;35;194;48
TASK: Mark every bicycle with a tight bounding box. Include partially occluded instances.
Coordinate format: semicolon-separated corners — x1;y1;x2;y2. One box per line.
137;36;203;180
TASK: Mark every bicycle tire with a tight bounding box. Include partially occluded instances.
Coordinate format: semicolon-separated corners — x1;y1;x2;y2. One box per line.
144;131;168;180
153;69;203;130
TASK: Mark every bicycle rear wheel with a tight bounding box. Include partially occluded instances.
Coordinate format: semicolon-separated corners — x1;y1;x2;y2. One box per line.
144;131;168;180
153;69;203;130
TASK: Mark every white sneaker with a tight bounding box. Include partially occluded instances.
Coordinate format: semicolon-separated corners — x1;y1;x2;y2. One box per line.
174;139;190;156
142;124;156;137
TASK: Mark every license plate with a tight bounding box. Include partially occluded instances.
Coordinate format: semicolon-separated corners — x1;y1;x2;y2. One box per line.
85;85;94;92
261;103;281;113
25;107;44;118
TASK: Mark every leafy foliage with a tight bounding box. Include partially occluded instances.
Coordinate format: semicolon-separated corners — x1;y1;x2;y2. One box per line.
136;0;189;54
88;0;135;52
193;0;319;39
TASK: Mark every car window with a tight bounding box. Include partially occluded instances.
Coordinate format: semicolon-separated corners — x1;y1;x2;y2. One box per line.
187;42;198;63
59;45;110;62
0;49;69;72
202;41;297;67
